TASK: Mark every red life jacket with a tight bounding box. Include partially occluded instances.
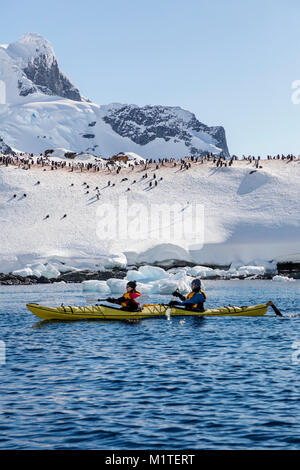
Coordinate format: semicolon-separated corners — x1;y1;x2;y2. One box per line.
121;290;142;308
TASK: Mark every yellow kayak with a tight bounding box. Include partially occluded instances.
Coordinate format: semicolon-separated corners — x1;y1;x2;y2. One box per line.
26;302;270;321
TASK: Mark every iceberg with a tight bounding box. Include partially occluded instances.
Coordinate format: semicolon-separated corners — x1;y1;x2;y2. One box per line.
82;280;111;294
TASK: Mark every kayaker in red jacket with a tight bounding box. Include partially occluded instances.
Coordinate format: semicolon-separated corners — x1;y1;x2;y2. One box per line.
106;281;142;311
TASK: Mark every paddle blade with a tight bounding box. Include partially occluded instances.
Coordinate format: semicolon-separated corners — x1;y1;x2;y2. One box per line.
85;296;107;303
267;301;283;317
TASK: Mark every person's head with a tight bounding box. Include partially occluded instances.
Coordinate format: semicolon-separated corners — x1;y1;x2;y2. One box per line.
191;278;201;292
126;280;137;292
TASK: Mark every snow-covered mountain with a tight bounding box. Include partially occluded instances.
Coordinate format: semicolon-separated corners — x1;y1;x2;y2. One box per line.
0;33;229;158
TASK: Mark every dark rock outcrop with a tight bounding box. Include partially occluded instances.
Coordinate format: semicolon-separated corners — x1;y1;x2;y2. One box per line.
59;269;127;282
103;104;230;157
82;134;95;139
23;54;82;101
0;137;15;155
18;80;37;97
0;269;128;285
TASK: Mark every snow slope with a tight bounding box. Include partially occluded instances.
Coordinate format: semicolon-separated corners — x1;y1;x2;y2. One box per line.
0;159;299;273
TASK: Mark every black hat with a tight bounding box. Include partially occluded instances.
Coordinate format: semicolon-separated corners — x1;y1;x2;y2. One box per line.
191;279;201;290
127;280;137;289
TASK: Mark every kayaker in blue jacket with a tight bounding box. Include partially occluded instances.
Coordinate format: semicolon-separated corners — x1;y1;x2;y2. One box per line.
169;279;206;311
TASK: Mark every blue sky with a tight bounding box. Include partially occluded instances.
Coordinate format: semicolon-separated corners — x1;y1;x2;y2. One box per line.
2;0;300;156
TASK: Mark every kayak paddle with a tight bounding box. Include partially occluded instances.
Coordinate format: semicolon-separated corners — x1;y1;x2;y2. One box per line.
85;294;151;303
86;297;110;302
267;300;283;317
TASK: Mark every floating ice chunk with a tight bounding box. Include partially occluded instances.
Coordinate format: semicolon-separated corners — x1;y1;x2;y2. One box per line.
272;275;295;282
169;269;190;280
187;265;215;277
263;261;278;274
251;260;277;274
126;270;148;282
12;267;33;277
82;280;111;294
168;271;195;287
154;278;190;295
185;265;225;278
126;265;168;282
27;263;47;277
136;282;155;294
236;266;265;276
230;260;277;274
49;262;79;273
21;262;61;279
168;267;189;275
226;268;239;276
213;269;231;278
139;265;169;280
41;264;61;279
106;278;128;293
103;253;127;269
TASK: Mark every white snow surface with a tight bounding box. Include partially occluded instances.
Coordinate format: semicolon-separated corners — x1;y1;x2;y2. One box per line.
6;33;55;68
0;159;299;274
122;152;146;163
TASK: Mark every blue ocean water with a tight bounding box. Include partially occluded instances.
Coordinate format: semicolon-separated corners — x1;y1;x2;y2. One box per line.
0;279;299;450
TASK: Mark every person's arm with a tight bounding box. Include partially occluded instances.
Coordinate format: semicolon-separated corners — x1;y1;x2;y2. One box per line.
107;296;126;305
172;290;186;301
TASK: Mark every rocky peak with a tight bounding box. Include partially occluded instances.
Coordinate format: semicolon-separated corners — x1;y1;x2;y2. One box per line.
6;34;82;102
6;33;55;65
